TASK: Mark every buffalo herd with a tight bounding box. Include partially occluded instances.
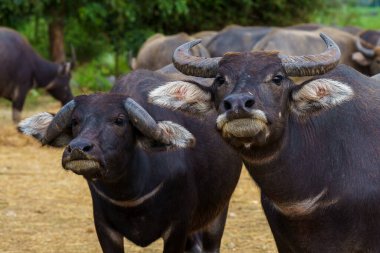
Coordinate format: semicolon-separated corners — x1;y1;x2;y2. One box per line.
6;22;380;253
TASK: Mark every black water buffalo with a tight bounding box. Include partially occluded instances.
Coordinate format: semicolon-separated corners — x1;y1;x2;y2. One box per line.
353;29;380;75
149;34;380;252
0;27;74;122
18;70;242;253
206;25;271;57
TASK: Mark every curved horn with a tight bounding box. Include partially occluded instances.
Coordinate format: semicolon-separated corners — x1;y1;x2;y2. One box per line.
42;100;75;145
279;33;341;77
172;39;221;78
356;38;375;58
124;98;170;144
125;98;195;148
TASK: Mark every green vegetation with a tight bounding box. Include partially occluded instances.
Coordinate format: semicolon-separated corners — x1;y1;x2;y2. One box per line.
313;5;380;29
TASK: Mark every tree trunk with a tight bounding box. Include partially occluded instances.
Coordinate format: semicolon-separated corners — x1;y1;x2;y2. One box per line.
48;18;65;62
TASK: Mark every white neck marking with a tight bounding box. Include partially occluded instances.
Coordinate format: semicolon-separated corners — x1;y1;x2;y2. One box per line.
90;182;164;208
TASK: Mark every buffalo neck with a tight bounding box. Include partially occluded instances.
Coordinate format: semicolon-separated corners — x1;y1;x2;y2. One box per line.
242;107;364;205
88;146;166;203
33;56;59;88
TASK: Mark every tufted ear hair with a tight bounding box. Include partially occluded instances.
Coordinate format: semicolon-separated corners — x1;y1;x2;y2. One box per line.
148;80;214;116
17;112;72;147
290;78;354;117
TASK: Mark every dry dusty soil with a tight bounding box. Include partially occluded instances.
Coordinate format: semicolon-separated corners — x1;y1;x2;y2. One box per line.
0;98;277;253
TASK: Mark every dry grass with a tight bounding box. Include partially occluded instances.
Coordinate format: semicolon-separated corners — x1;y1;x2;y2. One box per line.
0;98;276;253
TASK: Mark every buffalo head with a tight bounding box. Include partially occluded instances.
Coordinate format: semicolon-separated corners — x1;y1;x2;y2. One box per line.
149;34;354;151
18;94;194;180
45;62;74;105
353;37;380;75
44;46;77;105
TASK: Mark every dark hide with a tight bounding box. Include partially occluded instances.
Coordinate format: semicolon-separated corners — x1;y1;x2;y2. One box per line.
206;25;271;57
0;27;73;122
25;69;242;253
244;66;380;252
150;46;380;252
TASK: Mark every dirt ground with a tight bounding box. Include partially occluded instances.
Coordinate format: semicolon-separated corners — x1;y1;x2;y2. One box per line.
0;98;277;253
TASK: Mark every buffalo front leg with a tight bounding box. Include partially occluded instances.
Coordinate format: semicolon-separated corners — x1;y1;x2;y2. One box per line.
200;205;229;253
163;223;189;253
94;214;124;253
11;89;27;123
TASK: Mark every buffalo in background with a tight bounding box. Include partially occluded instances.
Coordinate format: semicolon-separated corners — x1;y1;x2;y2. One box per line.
353;29;380;75
205;25;271;57
130;32;209;71
0;27;74;122
253;26;367;75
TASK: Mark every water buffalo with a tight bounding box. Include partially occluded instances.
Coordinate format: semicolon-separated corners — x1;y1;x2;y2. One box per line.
18;69;242;253
205;25;271;57
149;35;380;252
353;29;380;75
131;32;210;71
0;27;74;122
253;27;368;75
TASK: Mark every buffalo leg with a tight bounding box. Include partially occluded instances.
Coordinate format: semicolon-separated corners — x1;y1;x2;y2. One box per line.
200;205;229;253
185;233;202;253
163;222;188;253
93;214;124;253
261;194;293;253
11;90;27;123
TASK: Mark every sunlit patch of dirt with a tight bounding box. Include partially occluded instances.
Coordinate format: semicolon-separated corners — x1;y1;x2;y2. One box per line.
0;99;276;253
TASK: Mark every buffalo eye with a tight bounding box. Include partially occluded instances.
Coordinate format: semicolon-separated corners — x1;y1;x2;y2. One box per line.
113;117;125;126
272;75;283;85
215;75;226;87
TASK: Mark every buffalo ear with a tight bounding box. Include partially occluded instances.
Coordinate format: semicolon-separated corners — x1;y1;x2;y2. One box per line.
136;120;195;151
17;113;72;147
58;62;72;76
290;78;354;117
148;81;214;116
352;52;371;66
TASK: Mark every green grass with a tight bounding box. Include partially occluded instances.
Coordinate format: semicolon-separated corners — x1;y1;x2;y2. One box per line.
313;6;380;29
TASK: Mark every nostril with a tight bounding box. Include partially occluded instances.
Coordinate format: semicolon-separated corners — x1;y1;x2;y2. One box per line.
244;99;255;108
83;144;93;152
67;145;72;153
224;100;232;111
